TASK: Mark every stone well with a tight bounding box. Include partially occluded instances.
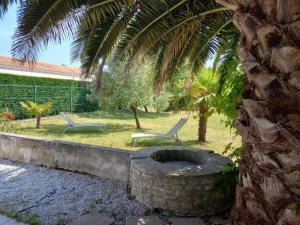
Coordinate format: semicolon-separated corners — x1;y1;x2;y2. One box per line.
129;146;232;216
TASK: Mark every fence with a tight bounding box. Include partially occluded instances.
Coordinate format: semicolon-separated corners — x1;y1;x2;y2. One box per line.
0;84;98;118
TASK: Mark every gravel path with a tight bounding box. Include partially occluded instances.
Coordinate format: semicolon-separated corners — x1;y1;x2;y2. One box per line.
0;158;147;225
0;215;27;225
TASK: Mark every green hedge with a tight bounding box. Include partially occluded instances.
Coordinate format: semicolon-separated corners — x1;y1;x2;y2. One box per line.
0;73;98;119
0;73;87;86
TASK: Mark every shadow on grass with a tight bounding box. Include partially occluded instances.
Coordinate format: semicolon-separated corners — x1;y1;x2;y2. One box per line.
124;138;201;148
76;111;170;120
15;123;134;136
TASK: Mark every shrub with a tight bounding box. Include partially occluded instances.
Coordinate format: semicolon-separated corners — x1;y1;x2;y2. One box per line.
20;101;53;128
0;107;15;132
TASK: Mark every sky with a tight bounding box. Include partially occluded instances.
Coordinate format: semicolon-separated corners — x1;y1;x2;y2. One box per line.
0;5;78;67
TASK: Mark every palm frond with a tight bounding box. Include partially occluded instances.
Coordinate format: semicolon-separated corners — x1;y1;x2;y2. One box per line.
116;0;229;60
12;0;131;62
152;18;202;92
116;0;189;59
76;15;117;76
0;0;19;18
214;29;240;94
189;11;233;74
20;101;53;116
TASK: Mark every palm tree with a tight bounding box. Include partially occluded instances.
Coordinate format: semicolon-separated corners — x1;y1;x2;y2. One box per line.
20;101;53;128
11;0;235;90
170;72;216;142
215;1;300;224
12;0;300;224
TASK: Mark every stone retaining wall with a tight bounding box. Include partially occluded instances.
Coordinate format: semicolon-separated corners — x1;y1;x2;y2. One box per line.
0;132;131;182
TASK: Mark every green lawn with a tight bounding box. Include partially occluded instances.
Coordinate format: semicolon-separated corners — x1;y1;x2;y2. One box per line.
12;111;241;154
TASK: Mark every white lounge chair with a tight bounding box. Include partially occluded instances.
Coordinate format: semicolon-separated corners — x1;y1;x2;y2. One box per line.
131;118;188;144
60;112;107;133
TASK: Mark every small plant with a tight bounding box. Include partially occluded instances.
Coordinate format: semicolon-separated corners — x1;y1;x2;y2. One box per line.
223;142;243;165
95;197;102;204
56;218;70;225
20;101;53;129
0;208;41;225
26;213;41;225
126;183;135;200
0;107;15;132
90;203;96;209
83;197;102;214
209;163;239;207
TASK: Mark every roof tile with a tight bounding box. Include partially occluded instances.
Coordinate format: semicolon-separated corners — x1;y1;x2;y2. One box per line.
0;55;81;76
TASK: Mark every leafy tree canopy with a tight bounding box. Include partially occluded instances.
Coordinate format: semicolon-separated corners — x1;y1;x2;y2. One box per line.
95;60;154;111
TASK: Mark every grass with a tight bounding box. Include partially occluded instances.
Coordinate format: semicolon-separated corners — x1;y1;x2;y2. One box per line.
0;207;41;225
12;111;241;155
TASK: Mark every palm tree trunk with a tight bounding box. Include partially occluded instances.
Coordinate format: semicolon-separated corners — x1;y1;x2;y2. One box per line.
131;104;141;129
93;59;106;95
36;115;41;129
216;1;300;224
198;104;208;142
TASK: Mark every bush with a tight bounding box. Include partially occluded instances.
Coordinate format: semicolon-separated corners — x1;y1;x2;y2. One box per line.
0;107;15;132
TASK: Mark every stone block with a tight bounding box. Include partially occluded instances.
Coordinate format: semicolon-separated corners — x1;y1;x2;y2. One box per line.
210;217;230;225
170;217;204;225
68;212;114;225
126;216;160;225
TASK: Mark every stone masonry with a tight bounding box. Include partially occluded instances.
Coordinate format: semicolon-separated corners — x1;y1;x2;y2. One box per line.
130;146;232;216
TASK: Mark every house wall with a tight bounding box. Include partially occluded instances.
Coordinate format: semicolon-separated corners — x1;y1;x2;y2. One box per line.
0;66;91;82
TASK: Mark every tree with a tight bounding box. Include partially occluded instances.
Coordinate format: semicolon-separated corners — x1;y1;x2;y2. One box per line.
170;70;216;142
20;101;53;129
153;88;170;114
214;1;300;224
95;61;154;129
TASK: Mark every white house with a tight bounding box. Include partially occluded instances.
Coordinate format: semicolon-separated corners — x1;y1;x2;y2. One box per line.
0;55;90;81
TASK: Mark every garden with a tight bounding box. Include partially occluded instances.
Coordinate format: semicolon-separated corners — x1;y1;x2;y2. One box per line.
0;0;299;225
0;59;242;225
11;111;241;153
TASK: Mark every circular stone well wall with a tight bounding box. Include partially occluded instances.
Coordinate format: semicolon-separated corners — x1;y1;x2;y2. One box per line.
129;146;232;216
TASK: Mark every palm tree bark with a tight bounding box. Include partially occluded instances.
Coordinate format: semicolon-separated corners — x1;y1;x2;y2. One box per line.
93;59;106;95
36;115;41;129
198;103;208;142
131;104;141;129
216;0;300;224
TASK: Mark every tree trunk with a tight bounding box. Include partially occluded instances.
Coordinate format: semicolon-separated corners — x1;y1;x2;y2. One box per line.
93;58;106;95
144;106;149;113
131;104;141;129
216;1;300;224
36;115;41;129
198;104;208;142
